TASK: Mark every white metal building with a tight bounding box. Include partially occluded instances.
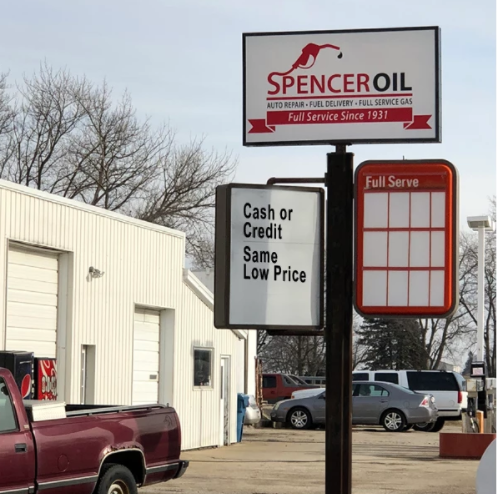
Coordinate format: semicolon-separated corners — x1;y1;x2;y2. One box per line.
0;179;256;451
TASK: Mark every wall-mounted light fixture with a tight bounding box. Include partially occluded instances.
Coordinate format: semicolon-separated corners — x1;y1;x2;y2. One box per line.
89;266;105;278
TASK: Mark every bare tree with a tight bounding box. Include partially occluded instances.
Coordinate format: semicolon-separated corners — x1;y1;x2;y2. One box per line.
0;65;235;265
259;334;326;376
135;139;235;264
352;312;368;369
4;63;89;189
0;72;12;137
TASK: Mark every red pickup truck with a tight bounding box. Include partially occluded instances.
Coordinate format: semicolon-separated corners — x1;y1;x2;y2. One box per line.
263;373;319;404
0;367;188;494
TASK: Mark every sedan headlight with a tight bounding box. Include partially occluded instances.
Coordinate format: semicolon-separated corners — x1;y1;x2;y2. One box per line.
273;402;281;411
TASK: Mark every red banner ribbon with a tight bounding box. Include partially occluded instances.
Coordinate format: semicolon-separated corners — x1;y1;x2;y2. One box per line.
403;114;432;130
248;119;276;134
248;110;432;133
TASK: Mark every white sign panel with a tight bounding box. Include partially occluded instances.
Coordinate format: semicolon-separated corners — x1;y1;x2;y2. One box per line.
214;184;324;330
243;27;440;146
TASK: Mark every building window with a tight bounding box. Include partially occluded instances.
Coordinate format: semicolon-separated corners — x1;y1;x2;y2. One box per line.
194;348;213;387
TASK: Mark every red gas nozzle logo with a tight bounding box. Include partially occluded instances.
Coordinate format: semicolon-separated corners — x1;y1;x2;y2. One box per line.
269;43;343;79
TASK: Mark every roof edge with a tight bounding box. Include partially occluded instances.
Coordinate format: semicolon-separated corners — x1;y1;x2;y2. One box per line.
0;179;185;239
183;269;247;340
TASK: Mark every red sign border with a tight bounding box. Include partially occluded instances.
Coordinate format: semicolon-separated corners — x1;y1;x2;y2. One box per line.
354;159;459;319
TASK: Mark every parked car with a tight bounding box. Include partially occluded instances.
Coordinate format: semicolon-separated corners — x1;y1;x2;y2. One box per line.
352;369;467;432
244;394;261;425
0;367;188;494
271;381;438;432
292;386;325;400
263;373;319;404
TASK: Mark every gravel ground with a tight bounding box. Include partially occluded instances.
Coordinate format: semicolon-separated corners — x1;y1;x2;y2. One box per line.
141;422;480;494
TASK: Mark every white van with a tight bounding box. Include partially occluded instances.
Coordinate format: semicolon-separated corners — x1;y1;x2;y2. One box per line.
291;369;467;432
352;370;467;431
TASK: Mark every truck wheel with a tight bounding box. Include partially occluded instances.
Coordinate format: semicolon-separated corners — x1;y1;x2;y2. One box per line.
288;407;312;430
413;422;436;432
381;409;406;432
95;464;138;494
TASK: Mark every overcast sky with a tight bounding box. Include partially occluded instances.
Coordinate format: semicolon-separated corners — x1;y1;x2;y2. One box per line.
0;0;495;227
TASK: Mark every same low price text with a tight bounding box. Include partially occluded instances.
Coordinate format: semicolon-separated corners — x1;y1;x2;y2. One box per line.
241;203;306;283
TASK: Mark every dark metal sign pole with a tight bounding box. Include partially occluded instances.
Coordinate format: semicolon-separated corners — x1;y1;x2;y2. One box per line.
326;144;354;494
264;144;354;494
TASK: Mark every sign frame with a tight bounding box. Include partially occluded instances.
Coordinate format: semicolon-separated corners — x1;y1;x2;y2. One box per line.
243;26;441;147
214;183;325;331
353;159;459;319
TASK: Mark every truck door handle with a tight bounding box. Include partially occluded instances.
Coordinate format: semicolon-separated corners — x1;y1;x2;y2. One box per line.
380;399;388;403
15;443;27;453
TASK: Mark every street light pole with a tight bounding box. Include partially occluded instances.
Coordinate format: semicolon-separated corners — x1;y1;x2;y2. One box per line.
467;215;495;363
476;225;486;362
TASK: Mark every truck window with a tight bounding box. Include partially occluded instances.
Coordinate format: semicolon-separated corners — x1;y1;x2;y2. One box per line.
291;375;309;385
406;371;459;391
263;376;277;388
374;372;399;384
0;379;18;433
352;373;369;381
282;375;298;386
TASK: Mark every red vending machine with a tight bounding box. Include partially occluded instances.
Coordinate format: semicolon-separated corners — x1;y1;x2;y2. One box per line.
34;358;58;400
0;351;34;399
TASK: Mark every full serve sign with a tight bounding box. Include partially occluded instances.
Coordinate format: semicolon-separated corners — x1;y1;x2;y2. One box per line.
214;184;324;330
243;27;441;146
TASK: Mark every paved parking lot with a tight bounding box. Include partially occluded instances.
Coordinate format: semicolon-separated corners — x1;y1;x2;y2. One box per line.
143;424;479;494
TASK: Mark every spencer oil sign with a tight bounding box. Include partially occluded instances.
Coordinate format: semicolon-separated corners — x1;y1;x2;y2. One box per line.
243;27;440;146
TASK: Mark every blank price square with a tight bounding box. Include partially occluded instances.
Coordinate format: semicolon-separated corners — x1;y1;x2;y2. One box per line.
410;193;430;227
409;271;429;306
389;232;409;267
363;232;387;267
364;193;388;228
389;193;410;227
388;271;408;306
363;271;387;306
410;231;430;267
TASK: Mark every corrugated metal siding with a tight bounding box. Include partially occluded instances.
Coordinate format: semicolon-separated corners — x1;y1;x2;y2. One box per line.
0;181;246;451
175;280;239;450
0;184;184;407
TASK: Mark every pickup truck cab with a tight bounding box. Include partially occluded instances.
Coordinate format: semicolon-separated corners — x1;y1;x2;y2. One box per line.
0;367;188;494
263;373;318;404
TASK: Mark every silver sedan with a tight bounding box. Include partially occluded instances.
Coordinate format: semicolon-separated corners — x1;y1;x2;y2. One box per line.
270;381;438;432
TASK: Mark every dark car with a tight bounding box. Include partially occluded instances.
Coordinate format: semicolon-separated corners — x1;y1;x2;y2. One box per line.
270;380;438;432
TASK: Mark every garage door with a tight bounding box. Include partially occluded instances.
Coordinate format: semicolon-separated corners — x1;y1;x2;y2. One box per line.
6;247;58;358
133;308;160;405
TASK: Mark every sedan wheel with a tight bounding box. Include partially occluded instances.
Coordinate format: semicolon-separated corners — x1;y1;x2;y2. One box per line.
288;408;312;430
413;422;436;432
382;410;406;432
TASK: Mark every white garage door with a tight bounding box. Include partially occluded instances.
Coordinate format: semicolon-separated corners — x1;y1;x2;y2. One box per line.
6;247;59;358
133;308;160;405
